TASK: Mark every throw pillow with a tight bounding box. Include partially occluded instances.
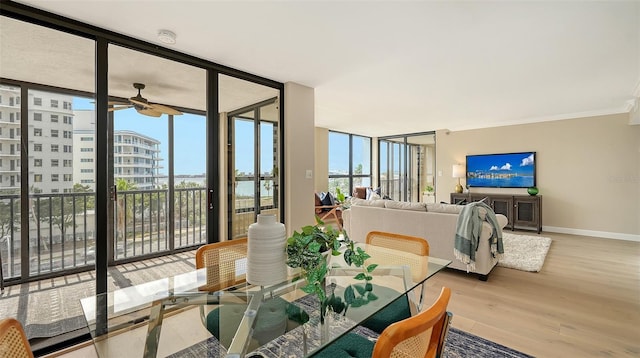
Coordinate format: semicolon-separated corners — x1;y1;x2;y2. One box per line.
321;192;335;206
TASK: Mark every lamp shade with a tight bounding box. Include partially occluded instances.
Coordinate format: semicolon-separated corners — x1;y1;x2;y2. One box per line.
452;164;465;178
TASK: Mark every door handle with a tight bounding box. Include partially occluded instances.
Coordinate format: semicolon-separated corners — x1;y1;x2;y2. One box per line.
208;189;214;210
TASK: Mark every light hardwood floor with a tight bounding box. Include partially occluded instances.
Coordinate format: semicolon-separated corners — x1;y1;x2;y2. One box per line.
423;231;640;357
51;231;640;357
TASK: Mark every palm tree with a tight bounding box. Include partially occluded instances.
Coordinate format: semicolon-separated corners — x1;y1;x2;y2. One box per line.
115;179;136;241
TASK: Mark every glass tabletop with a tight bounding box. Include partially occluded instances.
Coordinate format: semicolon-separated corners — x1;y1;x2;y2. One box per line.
80;243;450;358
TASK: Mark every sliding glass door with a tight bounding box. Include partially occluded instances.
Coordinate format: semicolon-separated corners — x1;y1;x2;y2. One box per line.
379;132;435;202
227;97;280;239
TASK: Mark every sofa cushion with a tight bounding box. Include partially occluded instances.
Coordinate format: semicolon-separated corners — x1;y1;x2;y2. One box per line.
384;200;427;212
351;198;386;208
426;203;464;214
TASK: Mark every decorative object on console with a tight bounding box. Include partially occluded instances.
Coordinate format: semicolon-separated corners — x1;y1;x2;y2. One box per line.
452;164;465;193
247;214;287;286
527;186;539;196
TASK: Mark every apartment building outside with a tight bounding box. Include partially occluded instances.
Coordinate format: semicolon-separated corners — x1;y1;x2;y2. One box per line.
73;110;163;190
0;85;75;194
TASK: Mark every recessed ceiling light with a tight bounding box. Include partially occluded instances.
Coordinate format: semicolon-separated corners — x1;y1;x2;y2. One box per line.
157;29;176;45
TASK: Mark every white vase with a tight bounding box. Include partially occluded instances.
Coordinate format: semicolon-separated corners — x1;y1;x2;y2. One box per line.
247;214;287;286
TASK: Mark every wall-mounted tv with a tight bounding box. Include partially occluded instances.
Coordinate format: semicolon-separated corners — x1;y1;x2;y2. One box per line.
466;152;536;188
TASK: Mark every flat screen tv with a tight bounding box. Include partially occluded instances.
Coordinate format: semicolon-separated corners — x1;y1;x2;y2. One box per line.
466;152;536;188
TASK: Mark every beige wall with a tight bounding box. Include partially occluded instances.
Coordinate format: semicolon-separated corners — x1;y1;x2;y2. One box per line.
314;127;329;192
284;82;317;236
436;113;640;241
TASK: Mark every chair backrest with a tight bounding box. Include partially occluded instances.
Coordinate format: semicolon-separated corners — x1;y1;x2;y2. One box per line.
372;287;452;358
0;317;34;358
366;231;429;256
195;238;248;292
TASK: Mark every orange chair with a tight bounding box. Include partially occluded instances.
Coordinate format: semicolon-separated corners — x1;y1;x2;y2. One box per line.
195;238;248;292
0;317;34;358
314;287;452;358
374;287;452;357
366;231;429;306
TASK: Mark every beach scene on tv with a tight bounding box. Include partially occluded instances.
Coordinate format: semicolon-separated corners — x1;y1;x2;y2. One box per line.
466;152;535;188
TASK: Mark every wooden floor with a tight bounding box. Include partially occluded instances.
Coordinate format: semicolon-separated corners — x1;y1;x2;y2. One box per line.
423;231;640;357
50;231;640;357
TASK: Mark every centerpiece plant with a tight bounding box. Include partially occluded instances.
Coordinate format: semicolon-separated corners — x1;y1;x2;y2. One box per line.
285;216;377;316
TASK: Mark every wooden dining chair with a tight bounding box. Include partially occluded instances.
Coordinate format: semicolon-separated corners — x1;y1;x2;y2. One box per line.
361;231;430;333
0;317;34;358
195;238;248;292
195;238;248;334
312;287;452;358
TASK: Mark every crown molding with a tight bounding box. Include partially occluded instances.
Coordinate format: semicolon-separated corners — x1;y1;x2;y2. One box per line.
450;106;630;132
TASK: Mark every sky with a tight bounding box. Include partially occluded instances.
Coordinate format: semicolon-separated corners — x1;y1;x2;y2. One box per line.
73;97;269;176
467;152;535;175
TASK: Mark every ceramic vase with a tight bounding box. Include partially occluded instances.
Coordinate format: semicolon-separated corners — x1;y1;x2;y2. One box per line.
247;214;287;286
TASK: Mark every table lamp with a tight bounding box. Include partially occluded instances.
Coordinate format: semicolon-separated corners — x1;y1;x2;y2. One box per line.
452;164;465;193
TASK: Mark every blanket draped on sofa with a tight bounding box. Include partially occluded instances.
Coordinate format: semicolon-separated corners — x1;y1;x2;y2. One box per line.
454;202;504;271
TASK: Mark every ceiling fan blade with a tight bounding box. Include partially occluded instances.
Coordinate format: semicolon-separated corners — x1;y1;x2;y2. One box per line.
149;103;182;115
136;107;163;117
108;100;129;105
109;105;132;112
129;97;150;108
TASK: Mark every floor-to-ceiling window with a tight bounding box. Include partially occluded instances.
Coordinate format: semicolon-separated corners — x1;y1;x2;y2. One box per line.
224;78;281;239
328;131;372;196
1;4;284;353
379;132;435;202
108;44;207;260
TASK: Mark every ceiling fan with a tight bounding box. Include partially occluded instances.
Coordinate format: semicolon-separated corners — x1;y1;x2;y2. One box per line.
109;83;182;117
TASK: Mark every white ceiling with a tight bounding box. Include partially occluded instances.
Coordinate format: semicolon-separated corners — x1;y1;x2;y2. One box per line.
8;0;640;137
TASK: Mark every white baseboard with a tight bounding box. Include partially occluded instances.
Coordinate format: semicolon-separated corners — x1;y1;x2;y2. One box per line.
543;226;640;242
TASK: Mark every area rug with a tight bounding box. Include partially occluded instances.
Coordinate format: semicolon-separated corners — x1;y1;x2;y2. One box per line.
171;325;534;358
443;327;534;358
170;294;534;358
497;232;552;272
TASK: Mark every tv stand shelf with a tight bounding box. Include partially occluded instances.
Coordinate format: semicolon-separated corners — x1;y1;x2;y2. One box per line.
451;193;542;234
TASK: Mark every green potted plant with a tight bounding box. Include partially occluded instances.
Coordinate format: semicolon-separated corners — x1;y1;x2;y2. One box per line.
285;217;377;320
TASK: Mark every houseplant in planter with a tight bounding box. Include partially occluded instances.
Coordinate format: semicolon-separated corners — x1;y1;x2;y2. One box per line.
285;217;377;321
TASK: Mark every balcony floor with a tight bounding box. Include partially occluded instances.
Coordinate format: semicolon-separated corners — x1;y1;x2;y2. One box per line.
0;250;197;346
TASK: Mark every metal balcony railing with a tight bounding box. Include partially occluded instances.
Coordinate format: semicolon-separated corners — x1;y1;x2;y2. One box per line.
0;186;278;285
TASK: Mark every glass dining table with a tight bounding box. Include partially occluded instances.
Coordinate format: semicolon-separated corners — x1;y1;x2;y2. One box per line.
80;243;450;358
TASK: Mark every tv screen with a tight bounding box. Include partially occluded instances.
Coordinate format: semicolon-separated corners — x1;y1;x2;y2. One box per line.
466;152;536;188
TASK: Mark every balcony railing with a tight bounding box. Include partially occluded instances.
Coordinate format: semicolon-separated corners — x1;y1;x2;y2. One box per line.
0;187;279;285
0;187;209;283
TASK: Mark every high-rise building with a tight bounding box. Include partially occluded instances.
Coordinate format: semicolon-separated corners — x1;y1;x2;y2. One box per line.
0;85;21;193
0;85;75;194
73;110;162;190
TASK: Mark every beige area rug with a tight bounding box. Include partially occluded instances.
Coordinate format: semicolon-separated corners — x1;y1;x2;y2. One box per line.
498;232;552;272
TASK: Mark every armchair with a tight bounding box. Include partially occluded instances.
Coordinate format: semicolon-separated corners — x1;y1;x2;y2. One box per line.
314;192;343;230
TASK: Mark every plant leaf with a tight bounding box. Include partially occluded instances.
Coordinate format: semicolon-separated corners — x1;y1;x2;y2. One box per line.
354;273;367;280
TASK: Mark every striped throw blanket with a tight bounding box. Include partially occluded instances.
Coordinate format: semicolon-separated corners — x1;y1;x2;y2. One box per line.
454;202;504;271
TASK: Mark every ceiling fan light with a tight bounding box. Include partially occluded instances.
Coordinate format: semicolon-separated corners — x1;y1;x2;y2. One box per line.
157;29;176;45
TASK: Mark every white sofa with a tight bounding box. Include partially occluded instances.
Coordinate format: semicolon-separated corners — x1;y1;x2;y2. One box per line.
342;199;508;280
